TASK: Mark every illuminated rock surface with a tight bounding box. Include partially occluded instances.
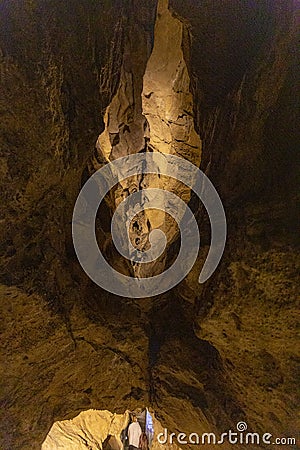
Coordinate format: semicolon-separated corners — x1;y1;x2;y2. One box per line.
42;409;181;450
0;0;299;449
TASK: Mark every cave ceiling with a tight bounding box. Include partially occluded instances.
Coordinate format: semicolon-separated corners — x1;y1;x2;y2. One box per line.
0;0;299;449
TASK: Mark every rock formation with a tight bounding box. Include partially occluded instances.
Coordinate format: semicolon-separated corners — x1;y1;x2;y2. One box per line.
0;0;299;449
42;409;180;450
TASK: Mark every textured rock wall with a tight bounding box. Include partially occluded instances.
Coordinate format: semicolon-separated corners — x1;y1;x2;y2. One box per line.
0;283;151;449
43;409;181;450
90;0;201;280
42;409;128;450
0;0;125;300
0;1;153;448
168;0;300;441
142;0;201;163
0;0;299;449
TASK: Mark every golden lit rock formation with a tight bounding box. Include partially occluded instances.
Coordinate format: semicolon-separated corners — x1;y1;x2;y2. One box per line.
42;409;182;450
0;0;299;449
91;0;202;280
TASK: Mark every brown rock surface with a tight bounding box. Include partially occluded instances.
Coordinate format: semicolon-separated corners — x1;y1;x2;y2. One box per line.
43;409;183;450
42;410;128;450
0;0;299;449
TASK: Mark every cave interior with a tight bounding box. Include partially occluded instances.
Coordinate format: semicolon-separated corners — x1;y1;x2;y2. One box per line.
0;0;299;449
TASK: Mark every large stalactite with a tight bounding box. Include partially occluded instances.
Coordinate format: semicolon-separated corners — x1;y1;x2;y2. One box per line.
89;0;202;280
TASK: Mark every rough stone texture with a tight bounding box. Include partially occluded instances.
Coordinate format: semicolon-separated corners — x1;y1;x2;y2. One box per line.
171;0;300;442
0;0;299;449
91;0;201;279
43;409;181;450
0;284;150;449
142;0;201;163
0;0;125;299
169;0;279;106
42;410;128;449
